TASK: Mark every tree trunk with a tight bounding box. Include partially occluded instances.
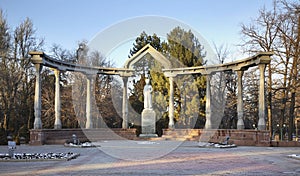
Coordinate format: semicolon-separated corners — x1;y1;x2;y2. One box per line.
289;92;295;141
267;64;273;140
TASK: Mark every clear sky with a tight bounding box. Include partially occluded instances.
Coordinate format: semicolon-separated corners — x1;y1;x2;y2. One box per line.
1;0;275;65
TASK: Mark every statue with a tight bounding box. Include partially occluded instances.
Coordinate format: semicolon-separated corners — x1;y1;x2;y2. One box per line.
143;77;153;109
140;74;157;137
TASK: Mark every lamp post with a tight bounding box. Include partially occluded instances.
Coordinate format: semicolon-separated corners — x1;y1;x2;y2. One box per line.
276;124;280;141
283;124;287;141
278;124;286;141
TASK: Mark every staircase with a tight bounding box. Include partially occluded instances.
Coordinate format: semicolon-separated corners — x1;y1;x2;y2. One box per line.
161;129;201;141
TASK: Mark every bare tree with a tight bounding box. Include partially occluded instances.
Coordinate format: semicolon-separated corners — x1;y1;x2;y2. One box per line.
0;12;44;142
240;0;300;140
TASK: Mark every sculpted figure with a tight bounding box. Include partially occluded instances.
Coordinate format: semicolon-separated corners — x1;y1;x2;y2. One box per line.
143;77;153;109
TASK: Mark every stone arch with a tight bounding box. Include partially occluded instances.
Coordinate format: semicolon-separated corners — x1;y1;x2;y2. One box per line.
122;44;175;129
123;44;172;69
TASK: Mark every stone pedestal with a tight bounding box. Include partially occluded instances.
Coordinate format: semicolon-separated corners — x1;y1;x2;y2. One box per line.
139;109;158;138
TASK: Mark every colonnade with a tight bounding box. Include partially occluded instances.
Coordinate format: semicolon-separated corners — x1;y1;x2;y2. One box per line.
29;51;133;130
33;65;95;129
30;47;272;131
202;64;267;130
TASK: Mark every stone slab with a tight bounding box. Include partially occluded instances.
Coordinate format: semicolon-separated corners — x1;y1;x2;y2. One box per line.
139;134;158;138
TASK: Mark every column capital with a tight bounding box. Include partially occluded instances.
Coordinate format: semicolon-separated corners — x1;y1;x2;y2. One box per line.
50;68;60;75
164;72;177;78
258;63;267;71
122;76;129;82
236;70;244;76
30;52;44;65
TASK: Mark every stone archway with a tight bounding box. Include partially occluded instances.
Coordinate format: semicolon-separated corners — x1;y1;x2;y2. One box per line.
121;44;175;129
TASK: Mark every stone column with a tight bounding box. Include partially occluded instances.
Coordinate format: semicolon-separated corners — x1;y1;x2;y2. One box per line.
168;76;175;129
34;63;43;129
53;69;62;129
236;70;245;129
122;77;128;129
205;74;212;129
258;64;266;130
85;74;93;129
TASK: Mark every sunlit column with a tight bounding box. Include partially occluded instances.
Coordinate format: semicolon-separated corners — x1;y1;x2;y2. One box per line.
34;63;43;129
122;77;128;129
168;76;175;129
237;70;245;130
86;74;93;129
205;74;212;129
53;69;62;129
258;64;266;130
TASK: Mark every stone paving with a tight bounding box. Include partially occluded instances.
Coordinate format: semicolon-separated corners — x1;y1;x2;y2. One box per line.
0;141;299;176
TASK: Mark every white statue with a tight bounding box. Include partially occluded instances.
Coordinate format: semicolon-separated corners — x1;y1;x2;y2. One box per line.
143;77;153;109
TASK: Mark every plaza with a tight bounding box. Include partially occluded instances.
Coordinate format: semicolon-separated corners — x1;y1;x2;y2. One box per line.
0;141;299;176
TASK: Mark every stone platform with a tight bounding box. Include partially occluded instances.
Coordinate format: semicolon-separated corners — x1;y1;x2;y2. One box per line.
30;128;138;145
30;128;299;147
162;129;270;146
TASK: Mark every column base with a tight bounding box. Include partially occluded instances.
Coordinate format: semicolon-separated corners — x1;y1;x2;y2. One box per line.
204;120;212;129
168;123;174;129
85;122;93;129
34;118;42;129
237;125;245;130
54;124;62;129
257;125;266;130
258;118;266;130
237;119;245;130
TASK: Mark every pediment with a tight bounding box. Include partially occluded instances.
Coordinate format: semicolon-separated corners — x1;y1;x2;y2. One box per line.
123;44;172;69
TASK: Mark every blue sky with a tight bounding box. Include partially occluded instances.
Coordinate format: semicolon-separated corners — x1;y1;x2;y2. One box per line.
1;0;274;65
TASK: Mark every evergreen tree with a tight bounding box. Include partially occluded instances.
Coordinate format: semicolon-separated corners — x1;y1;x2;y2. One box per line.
128;26;207;131
167;26;206;67
166;27;207;128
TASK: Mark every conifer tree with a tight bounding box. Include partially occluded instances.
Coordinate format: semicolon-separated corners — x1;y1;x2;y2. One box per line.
128;26;207;130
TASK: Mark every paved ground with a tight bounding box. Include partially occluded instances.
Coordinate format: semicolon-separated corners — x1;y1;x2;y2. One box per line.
0;141;299;176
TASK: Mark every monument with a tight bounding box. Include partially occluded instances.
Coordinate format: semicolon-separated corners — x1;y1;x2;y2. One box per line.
139;75;158;137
